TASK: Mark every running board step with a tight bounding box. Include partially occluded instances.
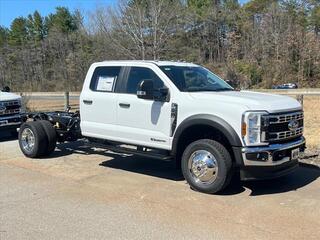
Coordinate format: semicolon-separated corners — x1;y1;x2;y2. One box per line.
106;145;172;161
89;141;173;161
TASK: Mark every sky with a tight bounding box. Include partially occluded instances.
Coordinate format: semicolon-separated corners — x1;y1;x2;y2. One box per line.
0;0;249;28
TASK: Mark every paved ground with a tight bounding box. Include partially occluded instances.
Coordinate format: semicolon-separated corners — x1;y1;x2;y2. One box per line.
0;134;320;240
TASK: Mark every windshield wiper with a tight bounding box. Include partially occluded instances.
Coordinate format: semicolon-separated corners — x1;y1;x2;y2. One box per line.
214;88;234;91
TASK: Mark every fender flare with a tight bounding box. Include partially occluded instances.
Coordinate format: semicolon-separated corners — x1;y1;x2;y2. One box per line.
171;114;243;156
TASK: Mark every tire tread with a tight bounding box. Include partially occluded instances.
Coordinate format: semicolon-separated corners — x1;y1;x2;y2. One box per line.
38;120;57;155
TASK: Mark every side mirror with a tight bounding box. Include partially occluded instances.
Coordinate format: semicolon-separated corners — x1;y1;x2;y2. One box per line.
137;79;154;100
154;87;169;102
2;86;10;92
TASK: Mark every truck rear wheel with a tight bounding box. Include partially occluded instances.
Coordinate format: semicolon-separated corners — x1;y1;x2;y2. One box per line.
181;139;232;194
19;121;48;158
38;120;57;155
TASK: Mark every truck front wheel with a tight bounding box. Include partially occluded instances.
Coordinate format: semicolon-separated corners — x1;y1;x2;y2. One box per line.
181;139;232;194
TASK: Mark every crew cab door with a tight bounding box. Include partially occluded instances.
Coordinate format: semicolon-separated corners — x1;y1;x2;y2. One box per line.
116;66;172;150
80;66;123;140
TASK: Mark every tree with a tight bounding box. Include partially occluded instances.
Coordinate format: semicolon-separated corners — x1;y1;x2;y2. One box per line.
8;17;28;46
27;11;46;41
0;1;319;91
94;0;183;60
45;7;78;34
0;26;9;46
309;1;320;34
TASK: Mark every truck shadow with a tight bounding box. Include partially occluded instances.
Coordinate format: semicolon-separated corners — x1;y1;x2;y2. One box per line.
52;141;319;196
101;155;320;195
220;163;320;196
101;157;320;196
100;154;184;181
52;141;184;181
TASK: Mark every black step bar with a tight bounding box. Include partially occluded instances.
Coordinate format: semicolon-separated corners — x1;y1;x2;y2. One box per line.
87;140;172;161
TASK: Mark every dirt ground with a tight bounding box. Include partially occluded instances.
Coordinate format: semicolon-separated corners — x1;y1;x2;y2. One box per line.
0;137;320;240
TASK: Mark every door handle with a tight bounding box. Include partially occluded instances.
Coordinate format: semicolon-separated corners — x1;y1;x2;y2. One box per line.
119;103;130;108
83;100;93;105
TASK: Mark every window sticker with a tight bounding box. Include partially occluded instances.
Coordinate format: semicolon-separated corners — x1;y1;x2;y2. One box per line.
96;76;116;91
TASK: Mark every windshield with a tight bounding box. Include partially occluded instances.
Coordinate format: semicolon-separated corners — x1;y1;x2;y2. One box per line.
159;66;233;92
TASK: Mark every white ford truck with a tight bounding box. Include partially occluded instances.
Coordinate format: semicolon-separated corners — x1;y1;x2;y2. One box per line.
0;87;22;136
18;61;305;193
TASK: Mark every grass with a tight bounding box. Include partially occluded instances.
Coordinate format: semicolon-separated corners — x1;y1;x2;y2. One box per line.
27;99;79;112
302;96;320;150
26;96;320;150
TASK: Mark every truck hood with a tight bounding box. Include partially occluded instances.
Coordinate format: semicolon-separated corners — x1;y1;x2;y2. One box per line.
0;91;21;101
188;90;301;113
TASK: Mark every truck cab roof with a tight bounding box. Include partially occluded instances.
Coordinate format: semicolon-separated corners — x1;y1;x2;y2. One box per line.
97;60;199;67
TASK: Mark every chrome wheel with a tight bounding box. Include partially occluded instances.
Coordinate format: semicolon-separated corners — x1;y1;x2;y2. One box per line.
21;127;35;153
188;150;218;184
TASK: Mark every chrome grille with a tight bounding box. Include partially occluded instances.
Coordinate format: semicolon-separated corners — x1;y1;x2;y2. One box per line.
0;100;21;116
263;111;304;142
269;112;303;124
272;127;303;140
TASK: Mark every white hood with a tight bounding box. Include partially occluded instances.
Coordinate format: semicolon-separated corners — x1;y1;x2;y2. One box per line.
0;91;21;101
189;90;302;113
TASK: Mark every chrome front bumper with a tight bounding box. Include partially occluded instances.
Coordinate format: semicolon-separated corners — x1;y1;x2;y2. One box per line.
242;137;306;166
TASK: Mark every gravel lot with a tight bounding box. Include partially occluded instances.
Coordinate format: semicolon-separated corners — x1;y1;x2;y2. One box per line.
300;149;320;167
0;134;320;240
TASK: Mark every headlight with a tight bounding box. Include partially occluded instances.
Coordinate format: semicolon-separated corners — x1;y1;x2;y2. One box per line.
242;111;268;146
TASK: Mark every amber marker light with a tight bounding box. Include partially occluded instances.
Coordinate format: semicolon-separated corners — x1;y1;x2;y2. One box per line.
241;122;247;136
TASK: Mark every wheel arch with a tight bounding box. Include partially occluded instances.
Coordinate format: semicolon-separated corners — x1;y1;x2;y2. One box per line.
171;114;243;164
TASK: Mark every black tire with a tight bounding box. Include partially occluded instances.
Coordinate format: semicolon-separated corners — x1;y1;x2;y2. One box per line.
18;121;48;158
181;139;232;194
38;120;57;155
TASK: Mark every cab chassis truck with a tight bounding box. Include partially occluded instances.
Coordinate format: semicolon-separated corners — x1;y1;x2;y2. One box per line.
18;61;306;194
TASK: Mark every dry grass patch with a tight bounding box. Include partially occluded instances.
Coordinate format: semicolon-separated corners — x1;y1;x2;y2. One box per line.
27;99;79;112
302;96;320;150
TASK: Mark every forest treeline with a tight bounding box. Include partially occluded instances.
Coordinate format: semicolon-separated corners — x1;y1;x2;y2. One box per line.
0;0;319;91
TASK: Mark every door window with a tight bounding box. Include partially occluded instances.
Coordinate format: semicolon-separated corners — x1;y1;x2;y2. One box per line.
90;66;121;92
126;67;164;94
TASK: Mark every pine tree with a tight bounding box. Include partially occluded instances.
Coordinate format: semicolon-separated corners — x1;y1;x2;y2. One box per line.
0;26;9;46
45;7;78;34
8;17;28;46
27;11;46;41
